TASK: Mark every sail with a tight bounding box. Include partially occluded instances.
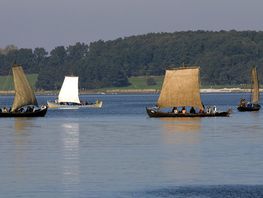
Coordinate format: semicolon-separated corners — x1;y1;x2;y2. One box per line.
58;76;80;104
251;67;260;104
157;67;204;110
11;64;38;112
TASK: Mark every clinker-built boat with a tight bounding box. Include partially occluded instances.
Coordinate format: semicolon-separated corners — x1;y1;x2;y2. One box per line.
0;63;48;117
237;67;261;112
146;66;230;118
47;76;102;109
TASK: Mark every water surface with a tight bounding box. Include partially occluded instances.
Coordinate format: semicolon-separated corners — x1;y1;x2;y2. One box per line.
0;93;263;197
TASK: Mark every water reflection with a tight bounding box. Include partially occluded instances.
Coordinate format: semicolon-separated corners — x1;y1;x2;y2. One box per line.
61;123;80;195
160;118;202;183
14;118;34;133
160;117;201;145
13;118;34;180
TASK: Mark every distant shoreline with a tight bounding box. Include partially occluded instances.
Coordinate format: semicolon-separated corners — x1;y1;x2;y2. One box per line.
0;88;261;95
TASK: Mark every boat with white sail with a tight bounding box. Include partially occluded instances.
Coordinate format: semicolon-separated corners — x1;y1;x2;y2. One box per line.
47;76;103;109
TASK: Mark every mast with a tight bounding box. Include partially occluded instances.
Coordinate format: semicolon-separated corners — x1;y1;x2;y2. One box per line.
58;76;80;104
157;67;204;110
11;64;38;112
251;67;259;104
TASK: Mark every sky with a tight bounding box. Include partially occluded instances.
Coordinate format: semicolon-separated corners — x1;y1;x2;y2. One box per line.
0;0;263;51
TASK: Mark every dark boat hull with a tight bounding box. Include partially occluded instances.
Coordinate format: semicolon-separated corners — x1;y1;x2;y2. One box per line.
0;107;48;117
237;104;261;112
146;108;230;118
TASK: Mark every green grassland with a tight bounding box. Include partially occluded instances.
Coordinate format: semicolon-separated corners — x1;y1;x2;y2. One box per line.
0;74;38;90
0;74;249;91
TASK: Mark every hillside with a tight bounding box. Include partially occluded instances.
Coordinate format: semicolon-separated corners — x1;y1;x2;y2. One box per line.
1;30;263;90
0;74;38;90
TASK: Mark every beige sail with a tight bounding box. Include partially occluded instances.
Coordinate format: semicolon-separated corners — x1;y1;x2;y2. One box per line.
157;67;204;110
251;67;259;104
11;64;38;112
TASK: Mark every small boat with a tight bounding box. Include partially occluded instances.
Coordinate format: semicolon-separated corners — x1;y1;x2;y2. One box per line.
0;63;48;117
146;67;230;118
47;76;103;109
237;67;261;112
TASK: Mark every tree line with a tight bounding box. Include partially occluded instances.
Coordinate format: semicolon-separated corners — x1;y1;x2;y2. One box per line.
1;30;263;90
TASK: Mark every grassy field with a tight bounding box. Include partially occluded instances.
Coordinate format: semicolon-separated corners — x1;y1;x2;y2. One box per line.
0;73;251;92
101;76;164;90
0;74;38;90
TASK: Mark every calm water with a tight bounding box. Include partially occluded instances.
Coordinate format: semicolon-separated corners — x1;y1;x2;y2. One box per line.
0;93;263;197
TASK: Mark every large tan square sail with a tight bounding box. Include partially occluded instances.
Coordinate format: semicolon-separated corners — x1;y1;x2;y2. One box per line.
157;67;203;110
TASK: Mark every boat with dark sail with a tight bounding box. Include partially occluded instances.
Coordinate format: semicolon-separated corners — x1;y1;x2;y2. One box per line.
0;63;48;117
237;67;261;112
47;76;103;109
146;67;230;118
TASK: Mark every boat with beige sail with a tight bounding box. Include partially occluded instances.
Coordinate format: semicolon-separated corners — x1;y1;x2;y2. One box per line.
0;63;48;117
237;67;261;111
146;66;230;117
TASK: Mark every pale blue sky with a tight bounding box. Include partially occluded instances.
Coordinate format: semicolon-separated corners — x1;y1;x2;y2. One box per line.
0;0;262;50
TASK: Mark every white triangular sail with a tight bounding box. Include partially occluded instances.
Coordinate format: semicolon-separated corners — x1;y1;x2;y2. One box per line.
58;76;80;104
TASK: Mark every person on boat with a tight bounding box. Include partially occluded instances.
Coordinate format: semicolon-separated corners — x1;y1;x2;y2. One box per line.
17;107;25;113
212;106;217;113
190;106;196;114
153;105;160;110
172;107;178;114
207;106;212;114
2;107;8;113
199;108;204;113
239;98;247;107
182;106;186;114
202;102;205;110
247;102;252;108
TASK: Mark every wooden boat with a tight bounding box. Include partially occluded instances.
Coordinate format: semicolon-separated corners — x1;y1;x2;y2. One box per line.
47;76;103;109
146;67;230;118
237;67;261;112
0;64;48;117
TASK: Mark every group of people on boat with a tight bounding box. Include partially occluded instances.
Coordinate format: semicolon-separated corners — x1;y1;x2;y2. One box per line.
170;105;217;114
0;107;11;113
55;99;96;106
0;105;45;114
239;98;254;108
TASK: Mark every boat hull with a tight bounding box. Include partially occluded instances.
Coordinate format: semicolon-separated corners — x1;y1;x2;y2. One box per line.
0;106;48;117
146;108;230;117
237;104;261;112
47;100;103;109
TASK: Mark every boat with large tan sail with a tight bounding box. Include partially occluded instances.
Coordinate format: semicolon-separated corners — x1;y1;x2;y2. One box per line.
146;66;230;117
0;63;48;117
237;67;261;111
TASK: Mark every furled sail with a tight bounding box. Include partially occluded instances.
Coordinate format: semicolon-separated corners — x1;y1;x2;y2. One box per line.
58;76;80;104
251;67;259;104
11;64;38;112
157;67;204;110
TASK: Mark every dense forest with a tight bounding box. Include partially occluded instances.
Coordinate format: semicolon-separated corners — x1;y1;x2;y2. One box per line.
1;30;263;90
